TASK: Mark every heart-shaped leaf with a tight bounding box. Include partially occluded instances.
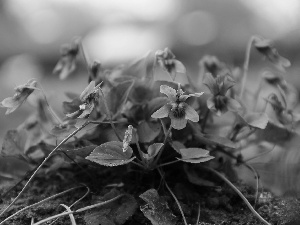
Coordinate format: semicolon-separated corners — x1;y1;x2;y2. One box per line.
106;80;135;115
142;143;164;161
238;112;269;129
139;189;177;225
137;121;161;143
177;148;214;164
195;133;236;149
86;141;135;167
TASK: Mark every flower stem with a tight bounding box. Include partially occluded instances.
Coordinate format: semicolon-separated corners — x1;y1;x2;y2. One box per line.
0;121;92;217
0;186;86;225
157;168;188;225
240;36;255;99
31;195;124;225
201;109;210;133
36;83;62;124
78;38;91;77
98;87;122;141
156;159;180;168
200;166;270;225
153;126;172;166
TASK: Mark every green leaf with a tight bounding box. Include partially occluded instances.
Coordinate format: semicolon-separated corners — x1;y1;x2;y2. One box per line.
1;130;28;162
255;121;297;146
63;145;97;159
137;121;161;143
177;148;214;163
142;143;164;161
86;141;135;167
195;133;236;149
84;189;138;225
106;80;135;115
139;189;178;225
238;112;269;129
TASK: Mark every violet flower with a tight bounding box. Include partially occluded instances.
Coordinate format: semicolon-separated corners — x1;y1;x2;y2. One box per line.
66;81;101;119
155;48;186;80
0;79;37;114
203;73;241;116
151;84;203;130
53;39;79;80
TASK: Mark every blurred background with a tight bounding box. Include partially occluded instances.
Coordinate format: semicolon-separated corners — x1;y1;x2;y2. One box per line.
0;0;300;194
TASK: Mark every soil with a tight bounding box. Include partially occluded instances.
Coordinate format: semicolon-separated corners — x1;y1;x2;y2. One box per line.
0;161;300;225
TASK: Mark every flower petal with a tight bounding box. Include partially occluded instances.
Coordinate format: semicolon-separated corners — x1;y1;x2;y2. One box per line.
170;117;187;130
226;98;242;112
219;75;235;95
80;81;95;100
151;105;170;119
160;85;177;101
207;96;216;111
174;60;186;74
0;97;20;114
184;104;199;122
203;73;218;95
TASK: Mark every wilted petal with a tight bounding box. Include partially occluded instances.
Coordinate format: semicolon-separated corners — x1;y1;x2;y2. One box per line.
184;104;199;122
160;85;177;101
203;73;218;95
151;105;170;119
206;96;216;111
254;36;291;72
80;81;96;100
226;97;242;112
219;75;235;95
66;110;82;119
170;116;187;130
78;103;94;118
174;60;186;74
0;97;20;114
0;79;37;115
179;92;204;101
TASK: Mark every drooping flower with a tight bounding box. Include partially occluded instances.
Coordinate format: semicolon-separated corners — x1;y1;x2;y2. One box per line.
155;48;186;80
203;73;242;116
151;84;203;130
53;39;79;80
0;79;38;114
253;36;291;72
66;81;101;119
198;55;228;78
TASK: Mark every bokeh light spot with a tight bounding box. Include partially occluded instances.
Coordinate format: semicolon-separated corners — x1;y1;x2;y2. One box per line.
177;11;218;46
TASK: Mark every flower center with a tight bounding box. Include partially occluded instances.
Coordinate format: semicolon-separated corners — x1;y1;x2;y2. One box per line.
170;102;185;118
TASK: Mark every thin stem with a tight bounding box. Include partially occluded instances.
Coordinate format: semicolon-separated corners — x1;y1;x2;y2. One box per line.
159;119;167;136
195;203;201;225
0;165;39;201
60;204;77;225
32;195;124;225
130;160;145;169
0;186;84;225
78;38;91;77
0;121;91;217
153;126;172;166
244;164;260;208
48;186;90;225
156;159;180;168
98;87;122;141
201;109;210;133
200;166;270;225
134;130;145;164
157;168;188;225
253;76;263;111
240;36;255;99
36;83;62;124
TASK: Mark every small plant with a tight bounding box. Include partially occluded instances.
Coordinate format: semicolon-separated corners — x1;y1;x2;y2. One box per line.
0;34;295;225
